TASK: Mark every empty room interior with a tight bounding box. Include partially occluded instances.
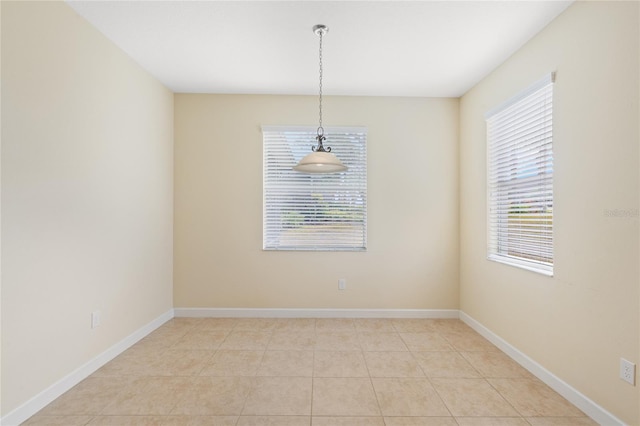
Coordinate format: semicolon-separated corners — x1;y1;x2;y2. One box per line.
1;1;639;425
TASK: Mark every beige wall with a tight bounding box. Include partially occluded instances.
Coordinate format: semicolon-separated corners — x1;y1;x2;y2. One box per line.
1;1;174;415
459;1;639;424
174;95;459;310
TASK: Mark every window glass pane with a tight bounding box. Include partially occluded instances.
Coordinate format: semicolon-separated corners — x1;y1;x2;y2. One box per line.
486;74;554;275
263;126;367;251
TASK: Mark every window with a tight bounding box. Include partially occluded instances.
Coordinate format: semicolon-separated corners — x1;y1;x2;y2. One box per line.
486;73;555;275
262;126;367;251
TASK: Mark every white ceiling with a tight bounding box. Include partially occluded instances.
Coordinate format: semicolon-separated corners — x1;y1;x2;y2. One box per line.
66;1;572;97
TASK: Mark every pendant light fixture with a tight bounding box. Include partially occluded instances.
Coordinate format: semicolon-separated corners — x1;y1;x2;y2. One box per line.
293;25;347;174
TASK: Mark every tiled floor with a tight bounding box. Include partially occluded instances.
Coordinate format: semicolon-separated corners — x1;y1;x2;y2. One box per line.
23;318;597;426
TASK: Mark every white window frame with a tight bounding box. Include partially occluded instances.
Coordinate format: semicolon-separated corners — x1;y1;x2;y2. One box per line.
485;73;555;276
262;126;367;251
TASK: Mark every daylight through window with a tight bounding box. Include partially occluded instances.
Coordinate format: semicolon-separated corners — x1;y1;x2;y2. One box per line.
263;126;367;251
486;73;554;275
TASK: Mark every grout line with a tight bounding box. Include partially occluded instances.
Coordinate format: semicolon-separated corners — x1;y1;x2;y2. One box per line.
310;348;315;423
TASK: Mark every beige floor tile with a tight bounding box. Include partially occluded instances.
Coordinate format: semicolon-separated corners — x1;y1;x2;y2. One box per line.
170;376;254;415
525;417;598;426
154;319;198;333
273;318;316;332
93;352;157;377
312;378;380;416
267;331;315;350
118;340;170;358
101;377;193;415
454;418;529;426
488;378;585;417
29;317;593;426
197;318;239;331
257;350;313;377
383;417;458;426
161;416;238;425
234;318;278;331
364;351;424;377
38;376;134;416
142;325;191;347
391;319;438;333
219;330;273;350
313;351;369;378
354;318;397;332
430;378;518;417
166;318;204;329
399;333;453;351
312;416;385;425
135;333;184;350
315;318;355;331
371;378;450;417
237;416;311;425
199;350;263;376
413;351;481;378
21;415;94;425
358;332;408;351
87;416;166;425
145;349;212;376
315;331;361;351
171;329;229;350
119;340;172;358
439;330;498;352
460;351;533;378
432;320;473;333
242;377;312;415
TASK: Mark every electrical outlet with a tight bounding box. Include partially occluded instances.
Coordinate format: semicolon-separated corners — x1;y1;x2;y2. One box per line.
91;310;101;329
620;358;636;385
338;278;346;290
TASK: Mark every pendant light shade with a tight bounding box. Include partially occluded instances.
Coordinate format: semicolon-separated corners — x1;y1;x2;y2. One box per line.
293;150;347;173
294;25;347;174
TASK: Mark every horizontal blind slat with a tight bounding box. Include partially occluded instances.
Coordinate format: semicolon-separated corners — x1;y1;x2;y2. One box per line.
486;75;554;274
263;126;367;251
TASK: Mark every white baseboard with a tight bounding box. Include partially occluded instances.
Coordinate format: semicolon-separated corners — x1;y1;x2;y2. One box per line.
459;311;624;426
1;309;174;426
173;307;460;319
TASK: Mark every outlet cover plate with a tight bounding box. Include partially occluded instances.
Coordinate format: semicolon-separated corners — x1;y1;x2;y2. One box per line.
338;278;346;290
91;310;101;329
620;358;636;385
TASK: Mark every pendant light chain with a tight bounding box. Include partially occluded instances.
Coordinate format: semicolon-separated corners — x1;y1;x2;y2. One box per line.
313;26;329;152
318;28;323;137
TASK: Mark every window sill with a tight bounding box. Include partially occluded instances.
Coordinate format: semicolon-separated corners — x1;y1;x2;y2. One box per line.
487;254;553;277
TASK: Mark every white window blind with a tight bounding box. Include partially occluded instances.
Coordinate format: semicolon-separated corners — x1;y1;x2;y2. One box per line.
263;126;367;251
486;73;555;276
